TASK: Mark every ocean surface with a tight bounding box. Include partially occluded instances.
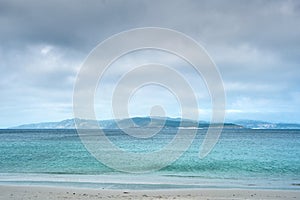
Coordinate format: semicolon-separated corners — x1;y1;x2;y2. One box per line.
0;128;299;190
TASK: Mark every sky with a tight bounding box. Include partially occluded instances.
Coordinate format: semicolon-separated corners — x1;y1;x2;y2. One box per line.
0;0;300;128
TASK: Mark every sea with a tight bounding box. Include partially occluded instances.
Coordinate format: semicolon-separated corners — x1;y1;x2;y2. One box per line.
0;128;299;190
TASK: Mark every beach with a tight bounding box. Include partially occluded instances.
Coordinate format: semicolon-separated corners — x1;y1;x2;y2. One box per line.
0;185;299;200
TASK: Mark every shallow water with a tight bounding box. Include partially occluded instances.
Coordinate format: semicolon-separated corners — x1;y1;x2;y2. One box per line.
0;128;299;189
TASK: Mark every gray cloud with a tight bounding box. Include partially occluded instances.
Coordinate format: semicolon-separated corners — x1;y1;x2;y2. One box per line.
0;0;299;127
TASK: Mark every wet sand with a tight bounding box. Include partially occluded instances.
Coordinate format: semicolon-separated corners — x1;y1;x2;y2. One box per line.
0;185;299;200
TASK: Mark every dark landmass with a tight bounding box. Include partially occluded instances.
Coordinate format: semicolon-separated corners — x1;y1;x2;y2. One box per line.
10;117;300;129
11;117;242;129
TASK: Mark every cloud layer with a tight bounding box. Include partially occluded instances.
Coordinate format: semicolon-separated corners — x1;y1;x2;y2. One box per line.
0;0;299;127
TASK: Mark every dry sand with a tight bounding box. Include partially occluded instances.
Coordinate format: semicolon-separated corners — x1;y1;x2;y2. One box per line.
0;185;299;200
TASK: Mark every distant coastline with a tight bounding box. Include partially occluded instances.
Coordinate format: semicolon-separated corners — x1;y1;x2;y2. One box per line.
9;117;300;129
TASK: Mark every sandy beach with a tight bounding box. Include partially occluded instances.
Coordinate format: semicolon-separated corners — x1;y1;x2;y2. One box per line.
0;185;299;200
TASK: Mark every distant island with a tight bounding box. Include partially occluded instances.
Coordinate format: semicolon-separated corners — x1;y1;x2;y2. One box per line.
10;117;300;129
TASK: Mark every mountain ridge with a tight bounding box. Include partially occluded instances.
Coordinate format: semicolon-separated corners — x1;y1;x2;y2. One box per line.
9;117;300;129
10;117;240;129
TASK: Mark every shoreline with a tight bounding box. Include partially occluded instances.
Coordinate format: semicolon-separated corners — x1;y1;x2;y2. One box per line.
1;185;299;200
1;173;298;190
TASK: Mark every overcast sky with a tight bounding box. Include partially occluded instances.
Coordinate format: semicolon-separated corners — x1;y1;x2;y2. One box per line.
0;0;300;127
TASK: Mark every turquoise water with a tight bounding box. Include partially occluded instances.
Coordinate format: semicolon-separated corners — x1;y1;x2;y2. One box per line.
0;128;299;189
